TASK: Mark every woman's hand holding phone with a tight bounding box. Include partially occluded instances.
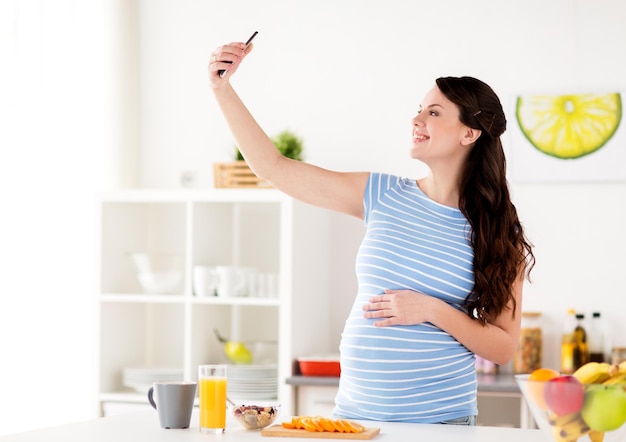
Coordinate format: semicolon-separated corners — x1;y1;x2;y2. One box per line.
209;31;257;85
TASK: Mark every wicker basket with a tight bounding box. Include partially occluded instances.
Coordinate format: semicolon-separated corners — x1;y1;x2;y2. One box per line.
213;161;272;188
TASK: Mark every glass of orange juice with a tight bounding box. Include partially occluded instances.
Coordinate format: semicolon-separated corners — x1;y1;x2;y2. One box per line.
198;364;227;434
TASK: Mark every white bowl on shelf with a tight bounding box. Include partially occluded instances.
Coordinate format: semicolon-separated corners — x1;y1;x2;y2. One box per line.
137;272;182;294
130;253;183;294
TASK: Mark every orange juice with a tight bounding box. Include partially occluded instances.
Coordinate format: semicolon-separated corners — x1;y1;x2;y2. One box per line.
199;376;227;431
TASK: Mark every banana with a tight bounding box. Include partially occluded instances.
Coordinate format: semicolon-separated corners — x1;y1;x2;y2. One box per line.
551;429;573;442
602;373;626;386
573;362;613;384
549;412;583;427
601;361;626;385
588;430;605;442
550;412;590;442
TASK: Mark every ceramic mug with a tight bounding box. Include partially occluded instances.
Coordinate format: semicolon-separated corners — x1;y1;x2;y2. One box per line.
193;266;219;297
147;381;197;429
215;266;247;298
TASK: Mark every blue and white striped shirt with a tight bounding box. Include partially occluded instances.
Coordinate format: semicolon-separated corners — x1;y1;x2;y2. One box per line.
333;173;478;423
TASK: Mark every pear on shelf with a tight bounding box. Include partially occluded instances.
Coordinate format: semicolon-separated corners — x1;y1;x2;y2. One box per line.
214;329;253;364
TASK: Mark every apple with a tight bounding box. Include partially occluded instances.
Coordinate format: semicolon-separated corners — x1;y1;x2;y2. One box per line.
543;375;584;416
581;384;626;431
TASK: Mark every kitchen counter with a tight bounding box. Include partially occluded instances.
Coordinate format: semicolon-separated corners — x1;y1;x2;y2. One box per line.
287;373;535;429
0;410;541;442
286;372;521;393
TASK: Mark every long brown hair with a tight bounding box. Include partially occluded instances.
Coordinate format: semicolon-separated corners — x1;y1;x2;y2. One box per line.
436;76;535;324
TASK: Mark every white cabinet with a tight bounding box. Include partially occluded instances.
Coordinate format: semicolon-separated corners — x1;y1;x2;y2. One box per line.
295;386;338;417
95;189;336;416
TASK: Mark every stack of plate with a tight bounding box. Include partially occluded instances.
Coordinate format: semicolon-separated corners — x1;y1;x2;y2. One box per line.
227;364;278;401
122;367;184;393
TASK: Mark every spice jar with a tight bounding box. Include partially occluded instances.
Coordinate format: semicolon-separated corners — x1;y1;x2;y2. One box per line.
611;346;626;365
513;312;542;374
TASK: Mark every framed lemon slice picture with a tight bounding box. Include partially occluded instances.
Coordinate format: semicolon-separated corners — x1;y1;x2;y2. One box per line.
509;91;624;181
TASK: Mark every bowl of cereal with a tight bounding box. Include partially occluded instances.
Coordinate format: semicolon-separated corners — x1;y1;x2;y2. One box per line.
229;402;281;430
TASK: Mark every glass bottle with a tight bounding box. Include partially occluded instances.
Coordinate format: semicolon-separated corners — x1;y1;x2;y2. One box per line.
588;312;605;363
573;313;589;370
611;346;626;365
513;312;542;374
561;309;577;374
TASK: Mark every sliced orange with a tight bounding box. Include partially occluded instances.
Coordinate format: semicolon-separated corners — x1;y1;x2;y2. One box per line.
342;420;365;433
300;417;322;432
317;417;337;432
280;416;365;433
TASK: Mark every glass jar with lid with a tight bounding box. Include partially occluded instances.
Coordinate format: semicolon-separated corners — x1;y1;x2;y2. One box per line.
513;312;542;374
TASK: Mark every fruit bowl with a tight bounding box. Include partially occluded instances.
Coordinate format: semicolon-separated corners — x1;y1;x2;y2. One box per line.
229;402;280;430
516;373;626;442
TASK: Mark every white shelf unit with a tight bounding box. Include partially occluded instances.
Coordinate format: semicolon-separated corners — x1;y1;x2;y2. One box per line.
95;189;335;416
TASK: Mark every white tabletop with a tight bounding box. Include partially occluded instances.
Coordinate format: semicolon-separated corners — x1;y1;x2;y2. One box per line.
0;410;543;442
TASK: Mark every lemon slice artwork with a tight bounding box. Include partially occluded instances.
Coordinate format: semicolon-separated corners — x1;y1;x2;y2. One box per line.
516;93;622;159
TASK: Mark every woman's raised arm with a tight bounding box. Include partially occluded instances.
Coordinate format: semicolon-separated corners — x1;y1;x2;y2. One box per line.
208;41;368;219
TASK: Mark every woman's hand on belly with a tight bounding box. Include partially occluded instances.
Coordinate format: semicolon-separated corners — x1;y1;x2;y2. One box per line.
362;289;439;327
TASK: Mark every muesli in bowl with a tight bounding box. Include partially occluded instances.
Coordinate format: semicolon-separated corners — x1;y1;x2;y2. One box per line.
229;402;280;430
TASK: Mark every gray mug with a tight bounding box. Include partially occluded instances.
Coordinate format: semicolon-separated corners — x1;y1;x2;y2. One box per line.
147;381;197;429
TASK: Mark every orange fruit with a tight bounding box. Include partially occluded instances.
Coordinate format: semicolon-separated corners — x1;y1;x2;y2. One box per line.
527;368;560;410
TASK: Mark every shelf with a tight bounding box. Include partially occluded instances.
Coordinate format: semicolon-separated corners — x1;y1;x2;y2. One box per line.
100;294;281;306
96;190;335;417
190;296;280;307
97;188;287;203
100;294;185;303
100;392;201;409
99;392;147;404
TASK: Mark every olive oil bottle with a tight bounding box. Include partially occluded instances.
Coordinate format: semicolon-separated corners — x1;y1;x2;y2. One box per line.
561;309;577;374
573;313;590;369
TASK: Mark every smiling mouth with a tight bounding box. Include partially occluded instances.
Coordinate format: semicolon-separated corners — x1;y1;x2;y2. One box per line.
413;133;429;142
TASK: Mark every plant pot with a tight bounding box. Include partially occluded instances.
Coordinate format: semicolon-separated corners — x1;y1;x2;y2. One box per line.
213;161;272;188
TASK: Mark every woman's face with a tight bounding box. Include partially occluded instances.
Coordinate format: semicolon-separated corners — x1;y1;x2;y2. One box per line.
410;86;474;165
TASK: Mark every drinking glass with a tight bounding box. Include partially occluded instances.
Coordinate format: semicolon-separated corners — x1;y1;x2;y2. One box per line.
198;364;227;434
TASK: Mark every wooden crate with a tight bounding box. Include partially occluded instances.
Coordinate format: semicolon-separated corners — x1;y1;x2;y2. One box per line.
213;161;272;188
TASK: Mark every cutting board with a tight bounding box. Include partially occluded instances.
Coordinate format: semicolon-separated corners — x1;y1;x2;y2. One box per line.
260;425;380;440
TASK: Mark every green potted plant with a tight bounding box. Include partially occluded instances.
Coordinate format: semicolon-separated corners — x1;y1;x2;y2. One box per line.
234;130;304;161
215;130;304;188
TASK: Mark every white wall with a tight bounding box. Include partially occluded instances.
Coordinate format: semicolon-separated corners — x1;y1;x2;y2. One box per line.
135;0;626;370
2;0;625;436
0;0;106;436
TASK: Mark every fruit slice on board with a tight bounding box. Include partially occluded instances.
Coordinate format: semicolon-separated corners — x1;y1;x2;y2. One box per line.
516;92;622;159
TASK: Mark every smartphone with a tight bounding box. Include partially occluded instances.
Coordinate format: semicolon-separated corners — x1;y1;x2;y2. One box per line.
218;31;258;77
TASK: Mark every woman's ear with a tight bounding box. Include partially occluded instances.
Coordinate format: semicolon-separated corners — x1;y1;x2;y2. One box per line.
461;127;482;146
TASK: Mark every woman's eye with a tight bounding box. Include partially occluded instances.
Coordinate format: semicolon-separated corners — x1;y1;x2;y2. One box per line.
429;111;438;116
